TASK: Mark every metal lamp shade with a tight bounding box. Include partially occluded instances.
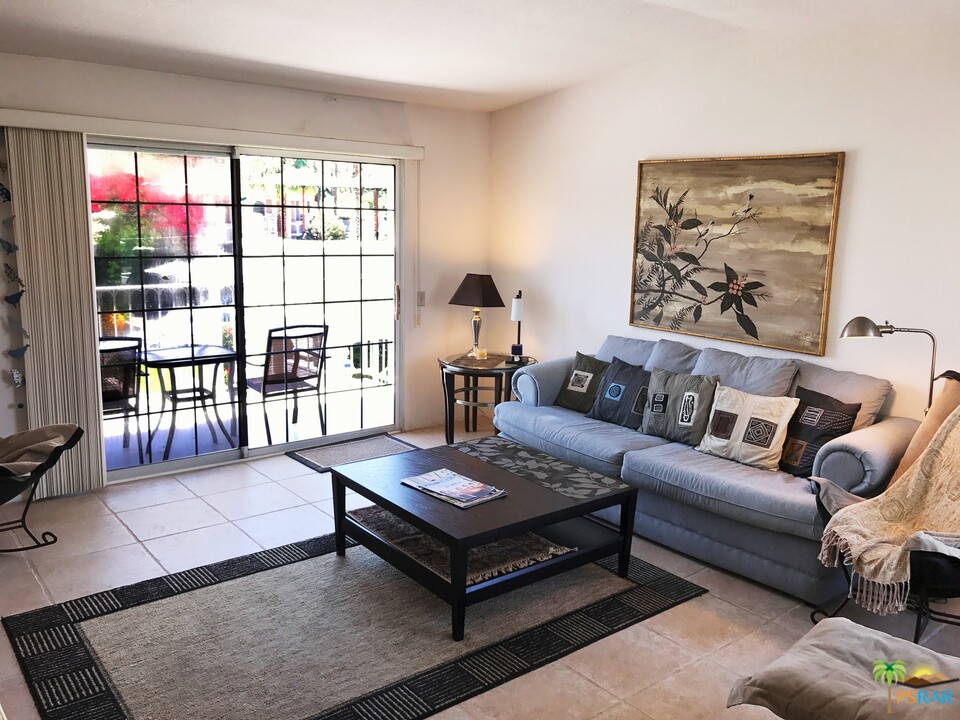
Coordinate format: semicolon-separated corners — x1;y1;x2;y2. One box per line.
840;316;885;338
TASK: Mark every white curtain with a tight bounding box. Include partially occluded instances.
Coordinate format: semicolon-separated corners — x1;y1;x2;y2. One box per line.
5;127;105;498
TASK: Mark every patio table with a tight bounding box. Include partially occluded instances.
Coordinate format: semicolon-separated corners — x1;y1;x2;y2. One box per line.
144;344;237;461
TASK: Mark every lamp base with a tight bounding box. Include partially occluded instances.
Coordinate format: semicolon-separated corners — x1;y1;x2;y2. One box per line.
467;308;482;359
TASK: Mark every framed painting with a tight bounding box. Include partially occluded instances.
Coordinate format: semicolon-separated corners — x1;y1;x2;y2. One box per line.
630;152;844;355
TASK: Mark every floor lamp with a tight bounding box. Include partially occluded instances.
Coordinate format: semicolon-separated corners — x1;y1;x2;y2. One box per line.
840;316;938;412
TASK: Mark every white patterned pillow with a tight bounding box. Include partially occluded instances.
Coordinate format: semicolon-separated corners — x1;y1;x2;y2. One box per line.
696;385;799;470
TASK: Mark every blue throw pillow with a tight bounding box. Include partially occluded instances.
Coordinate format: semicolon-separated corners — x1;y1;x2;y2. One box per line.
586;357;651;430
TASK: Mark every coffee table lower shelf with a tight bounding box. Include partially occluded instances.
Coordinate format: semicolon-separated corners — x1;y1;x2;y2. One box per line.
339;513;625;640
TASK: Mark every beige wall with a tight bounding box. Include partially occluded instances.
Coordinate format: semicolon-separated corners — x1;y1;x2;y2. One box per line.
489;23;960;419
0;52;492;433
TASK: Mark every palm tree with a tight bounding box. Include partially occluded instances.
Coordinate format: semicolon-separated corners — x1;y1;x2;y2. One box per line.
873;659;908;714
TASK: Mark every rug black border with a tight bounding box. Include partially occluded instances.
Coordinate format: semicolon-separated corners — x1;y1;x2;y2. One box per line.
2;533;705;720
286;432;420;473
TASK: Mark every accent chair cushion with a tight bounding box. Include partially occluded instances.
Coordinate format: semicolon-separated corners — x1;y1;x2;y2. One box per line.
691;347;798;397
554;352;610;414
779;387;861;477
891;371;960;485
696;386;799;471
642;369;718;445
586;357;651;430
728;617;960;720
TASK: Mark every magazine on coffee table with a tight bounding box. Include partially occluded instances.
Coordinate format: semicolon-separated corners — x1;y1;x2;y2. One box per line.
401;467;507;508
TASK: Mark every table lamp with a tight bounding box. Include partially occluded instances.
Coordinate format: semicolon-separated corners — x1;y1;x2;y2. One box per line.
840;315;938;412
448;273;504;358
510;291;524;362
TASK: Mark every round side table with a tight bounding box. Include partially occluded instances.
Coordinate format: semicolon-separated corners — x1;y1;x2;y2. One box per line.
438;353;537;444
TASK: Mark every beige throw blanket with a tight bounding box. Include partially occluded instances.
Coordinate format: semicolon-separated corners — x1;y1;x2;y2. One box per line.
818;405;960;614
0;424;80;478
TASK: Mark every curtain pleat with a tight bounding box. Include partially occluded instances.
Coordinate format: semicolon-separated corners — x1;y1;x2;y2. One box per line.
5;127;105;498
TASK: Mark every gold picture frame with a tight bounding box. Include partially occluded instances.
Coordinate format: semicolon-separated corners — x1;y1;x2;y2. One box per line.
629;152;844;356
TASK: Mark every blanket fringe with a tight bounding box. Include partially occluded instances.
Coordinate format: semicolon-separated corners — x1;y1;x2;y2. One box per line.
819;529;910;615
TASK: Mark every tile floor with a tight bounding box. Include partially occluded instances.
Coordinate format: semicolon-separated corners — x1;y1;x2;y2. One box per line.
1;416;957;720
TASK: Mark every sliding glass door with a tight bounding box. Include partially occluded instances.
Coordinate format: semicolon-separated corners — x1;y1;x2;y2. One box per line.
89;144;398;471
90;147;238;469
238;154;397;449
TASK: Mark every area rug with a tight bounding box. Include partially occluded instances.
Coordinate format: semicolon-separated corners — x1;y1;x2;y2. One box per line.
287;433;417;472
3;536;705;720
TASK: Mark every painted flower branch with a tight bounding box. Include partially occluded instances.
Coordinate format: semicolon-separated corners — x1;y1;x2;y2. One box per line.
633;186;770;339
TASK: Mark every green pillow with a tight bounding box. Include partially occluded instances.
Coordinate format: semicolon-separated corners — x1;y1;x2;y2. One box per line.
555;352;610;414
642;368;719;445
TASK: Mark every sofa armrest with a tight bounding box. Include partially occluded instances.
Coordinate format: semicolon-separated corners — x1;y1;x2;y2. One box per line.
512;357;575;407
812;416;920;496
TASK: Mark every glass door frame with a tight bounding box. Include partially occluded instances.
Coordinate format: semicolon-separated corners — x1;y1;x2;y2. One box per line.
101;141;405;482
233;147;403;458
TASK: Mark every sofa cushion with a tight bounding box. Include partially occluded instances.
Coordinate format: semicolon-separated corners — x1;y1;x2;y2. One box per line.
691;347;798;396
493;402;669;478
621;443;822;540
696;386;800;471
792;360;891;431
642;369;719;446
646;339;701;373
595;335;658;366
586;357;651;429
555;352;610;413
780;387;861;477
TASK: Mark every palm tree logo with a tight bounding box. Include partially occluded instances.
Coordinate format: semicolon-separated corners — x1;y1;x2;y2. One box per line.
873;659;908;714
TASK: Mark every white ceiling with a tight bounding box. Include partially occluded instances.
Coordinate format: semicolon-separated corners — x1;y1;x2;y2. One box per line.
0;0;956;111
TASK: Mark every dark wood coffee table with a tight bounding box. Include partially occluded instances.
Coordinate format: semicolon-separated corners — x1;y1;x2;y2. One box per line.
331;445;637;640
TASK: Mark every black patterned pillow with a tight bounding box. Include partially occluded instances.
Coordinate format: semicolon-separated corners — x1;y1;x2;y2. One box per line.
641;369;719;445
779;387;861;477
587;357;651;429
555;352;610;414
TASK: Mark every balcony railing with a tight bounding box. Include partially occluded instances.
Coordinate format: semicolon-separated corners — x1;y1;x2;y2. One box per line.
96;283;234;315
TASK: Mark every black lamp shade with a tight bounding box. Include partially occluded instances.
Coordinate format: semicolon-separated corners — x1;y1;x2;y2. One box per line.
448;274;504;308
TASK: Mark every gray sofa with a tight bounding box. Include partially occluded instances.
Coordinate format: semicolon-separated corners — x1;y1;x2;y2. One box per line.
493;335;920;605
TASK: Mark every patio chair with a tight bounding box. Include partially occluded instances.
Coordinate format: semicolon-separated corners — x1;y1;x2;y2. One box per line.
246;325;328;445
99;336;144;463
0;424;84;553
